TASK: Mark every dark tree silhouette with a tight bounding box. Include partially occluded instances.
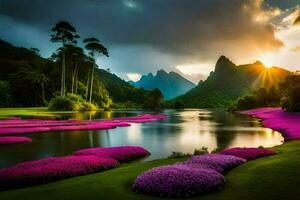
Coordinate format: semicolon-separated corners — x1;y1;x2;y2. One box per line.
83;37;109;102
50;21;79;97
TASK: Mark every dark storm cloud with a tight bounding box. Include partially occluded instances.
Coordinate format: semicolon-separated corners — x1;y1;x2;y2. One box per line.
265;0;300;9
0;0;297;80
0;0;284;55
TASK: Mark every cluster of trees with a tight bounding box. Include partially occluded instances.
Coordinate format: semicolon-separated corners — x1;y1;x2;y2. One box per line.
48;21;109;110
0;20;165;110
229;74;300;112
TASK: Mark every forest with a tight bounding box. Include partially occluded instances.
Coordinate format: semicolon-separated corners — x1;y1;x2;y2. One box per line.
0;21;164;110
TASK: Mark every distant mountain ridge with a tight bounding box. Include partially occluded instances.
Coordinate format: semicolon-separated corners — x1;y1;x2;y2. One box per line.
173;55;291;108
129;70;196;100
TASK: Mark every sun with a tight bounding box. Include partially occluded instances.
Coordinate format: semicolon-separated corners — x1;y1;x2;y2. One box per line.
258;53;276;68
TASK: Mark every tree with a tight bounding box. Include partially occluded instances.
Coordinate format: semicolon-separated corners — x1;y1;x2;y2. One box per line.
63;45;85;94
83;37;109;102
148;88;164;110
30;72;49;105
30;48;40;56
50;21;79;97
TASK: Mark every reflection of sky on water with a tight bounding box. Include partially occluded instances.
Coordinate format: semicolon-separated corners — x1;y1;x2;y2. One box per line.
0;109;283;168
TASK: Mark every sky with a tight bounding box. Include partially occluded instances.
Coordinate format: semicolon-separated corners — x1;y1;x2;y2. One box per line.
0;0;300;83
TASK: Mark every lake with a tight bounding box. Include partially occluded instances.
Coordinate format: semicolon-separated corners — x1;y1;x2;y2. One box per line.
0;109;283;168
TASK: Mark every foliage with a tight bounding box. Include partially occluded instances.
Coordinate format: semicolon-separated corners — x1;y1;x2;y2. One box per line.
279;75;300;112
143;88;164;109
77;101;98;111
48;96;75;111
168;151;192;158
174;100;185;109
0;80;11;107
0;23;150;109
230;75;300;111
168;147;209;158
66;93;84;102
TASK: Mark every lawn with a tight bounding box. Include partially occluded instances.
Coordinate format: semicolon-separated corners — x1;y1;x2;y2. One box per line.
1;141;300;200
0;107;74;119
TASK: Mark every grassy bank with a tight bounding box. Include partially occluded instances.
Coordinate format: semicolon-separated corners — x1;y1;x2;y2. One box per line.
1;140;300;200
0;107;76;119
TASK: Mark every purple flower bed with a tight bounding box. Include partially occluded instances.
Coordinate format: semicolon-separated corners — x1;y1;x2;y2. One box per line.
132;153;246;197
0;155;119;190
0;114;167;135
132;165;224;197
220;147;276;160
177;160;225;174
74;146;150;162
189;154;246;172
0;136;32;145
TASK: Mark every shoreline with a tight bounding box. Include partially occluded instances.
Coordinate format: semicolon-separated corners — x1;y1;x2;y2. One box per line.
238;107;300;142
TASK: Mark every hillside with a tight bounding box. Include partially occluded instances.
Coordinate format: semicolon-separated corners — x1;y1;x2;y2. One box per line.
173;56;291;108
129;70;195;100
0;39;148;107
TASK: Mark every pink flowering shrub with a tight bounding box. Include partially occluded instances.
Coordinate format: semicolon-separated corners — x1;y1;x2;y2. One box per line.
239;108;300;141
132;165;224;197
220;147;276;160
74;146;150;162
0;114;167;135
0;155;119;190
0;136;32;145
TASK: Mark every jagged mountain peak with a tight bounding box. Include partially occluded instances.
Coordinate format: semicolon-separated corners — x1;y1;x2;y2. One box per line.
129;69;195;100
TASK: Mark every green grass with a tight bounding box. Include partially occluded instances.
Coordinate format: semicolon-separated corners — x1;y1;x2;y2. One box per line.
1;141;300;200
0;107;75;119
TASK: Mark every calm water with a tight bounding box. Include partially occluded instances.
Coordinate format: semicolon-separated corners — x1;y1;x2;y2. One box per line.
0;109;283;168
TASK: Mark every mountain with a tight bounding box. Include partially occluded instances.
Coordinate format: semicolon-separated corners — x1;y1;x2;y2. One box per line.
0;39;149;107
129;70;196;100
173;55;291;108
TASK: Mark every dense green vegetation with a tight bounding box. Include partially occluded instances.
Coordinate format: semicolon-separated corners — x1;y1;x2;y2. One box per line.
230;74;300;112
172;56;290;108
0;21;164;110
1;140;300;200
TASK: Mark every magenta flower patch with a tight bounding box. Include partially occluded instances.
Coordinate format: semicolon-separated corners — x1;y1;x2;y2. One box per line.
220;147;276;160
239;108;300;141
190;154;246;171
0;155;119;190
0;136;32;145
74;146;150;162
132;165;224;197
0;114;168;135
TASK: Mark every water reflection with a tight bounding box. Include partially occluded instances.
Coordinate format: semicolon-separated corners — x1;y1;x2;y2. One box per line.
0;109;283;168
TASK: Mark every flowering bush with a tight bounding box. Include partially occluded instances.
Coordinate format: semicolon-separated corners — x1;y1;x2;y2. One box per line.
74;146;150;162
0;136;32;145
189;154;246;172
220;147;276;160
0;155;119;190
132;165;224;197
